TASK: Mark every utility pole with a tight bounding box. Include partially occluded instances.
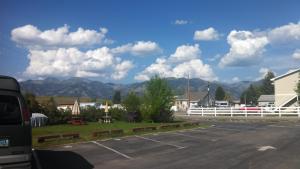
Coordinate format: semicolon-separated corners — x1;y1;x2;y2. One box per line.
207;82;210;107
187;73;190;108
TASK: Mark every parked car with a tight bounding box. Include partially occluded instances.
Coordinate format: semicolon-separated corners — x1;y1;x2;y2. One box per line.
0;76;32;169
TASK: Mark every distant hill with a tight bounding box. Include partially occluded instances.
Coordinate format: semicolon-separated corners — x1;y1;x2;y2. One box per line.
20;77;259;100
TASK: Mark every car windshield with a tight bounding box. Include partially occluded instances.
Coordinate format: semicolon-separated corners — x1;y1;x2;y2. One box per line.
0;95;22;125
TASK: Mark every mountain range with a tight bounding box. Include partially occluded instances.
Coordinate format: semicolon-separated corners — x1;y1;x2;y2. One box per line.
20;77;260;100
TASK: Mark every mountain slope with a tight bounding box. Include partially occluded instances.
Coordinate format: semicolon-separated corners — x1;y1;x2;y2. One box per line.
20;77;256;99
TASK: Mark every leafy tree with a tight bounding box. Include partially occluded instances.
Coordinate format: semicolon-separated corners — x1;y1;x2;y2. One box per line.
122;91;142;122
142;75;174;122
215;86;225;100
260;71;275;94
112;90;121;104
23;92;41;113
240;85;261;105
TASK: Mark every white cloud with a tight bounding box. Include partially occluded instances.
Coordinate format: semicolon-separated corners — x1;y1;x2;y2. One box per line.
169;44;201;62
268;22;300;43
111;61;134;80
111;41;161;56
24;47;133;80
194;27;220;41
232;77;240;82
174;20;189;25
135;44;217;81
219;30;269;67
292;49;300;60
11;24;110;49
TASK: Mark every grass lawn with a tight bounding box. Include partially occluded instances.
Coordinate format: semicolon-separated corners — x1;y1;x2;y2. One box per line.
32;121;205;148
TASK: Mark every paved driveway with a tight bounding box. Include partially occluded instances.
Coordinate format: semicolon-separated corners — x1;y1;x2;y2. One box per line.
33;122;300;169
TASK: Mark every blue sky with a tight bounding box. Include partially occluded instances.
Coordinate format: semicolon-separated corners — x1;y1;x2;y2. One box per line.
0;0;300;83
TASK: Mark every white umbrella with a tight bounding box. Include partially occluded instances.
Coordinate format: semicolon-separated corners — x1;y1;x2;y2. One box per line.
72;99;81;116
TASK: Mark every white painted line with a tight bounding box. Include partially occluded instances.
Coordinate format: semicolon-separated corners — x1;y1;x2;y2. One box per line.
90;141;132;159
32;149;42;169
173;132;218;142
135;135;185;149
257;146;276;152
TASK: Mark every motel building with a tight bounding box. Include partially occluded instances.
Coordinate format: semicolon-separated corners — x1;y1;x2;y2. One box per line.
271;68;300;107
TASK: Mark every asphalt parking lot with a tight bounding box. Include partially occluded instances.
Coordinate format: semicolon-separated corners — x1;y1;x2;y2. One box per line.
33;122;300;169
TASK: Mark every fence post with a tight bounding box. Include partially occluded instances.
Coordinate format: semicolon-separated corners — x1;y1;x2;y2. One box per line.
201;108;204;116
230;107;233;117
298;107;300;118
261;107;263;117
279;107;281;117
245;107;247;117
214;107;217;117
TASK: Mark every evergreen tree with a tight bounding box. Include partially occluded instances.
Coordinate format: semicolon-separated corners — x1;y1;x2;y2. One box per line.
122;91;142;122
215;86;225;100
260;71;275;94
112;90;121;104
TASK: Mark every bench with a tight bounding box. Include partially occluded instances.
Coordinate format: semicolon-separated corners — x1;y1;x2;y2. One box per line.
92;130;110;138
62;133;80;139
144;126;157;131
132;127;145;133
37;135;60;143
110;129;124;136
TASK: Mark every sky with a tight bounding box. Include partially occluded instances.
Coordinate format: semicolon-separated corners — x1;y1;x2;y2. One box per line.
0;0;300;83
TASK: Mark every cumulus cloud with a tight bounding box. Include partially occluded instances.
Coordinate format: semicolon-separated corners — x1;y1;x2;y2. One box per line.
219;30;269;67
292;49;300;60
194;27;220;41
111;41;161;56
268;22;300;43
134;44;217;81
169;44;201;62
11;24;110;49
174;20;189;25
24;47;133;80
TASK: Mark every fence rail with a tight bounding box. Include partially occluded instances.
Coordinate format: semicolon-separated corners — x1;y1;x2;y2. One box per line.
187;107;300;117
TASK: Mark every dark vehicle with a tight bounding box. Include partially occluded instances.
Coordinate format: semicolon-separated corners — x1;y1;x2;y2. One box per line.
0;76;31;169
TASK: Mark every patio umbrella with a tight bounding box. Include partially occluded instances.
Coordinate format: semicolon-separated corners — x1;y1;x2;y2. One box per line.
72;99;81;116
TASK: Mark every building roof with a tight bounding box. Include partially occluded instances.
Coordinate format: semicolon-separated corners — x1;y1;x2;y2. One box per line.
258;95;275;102
271;68;300;81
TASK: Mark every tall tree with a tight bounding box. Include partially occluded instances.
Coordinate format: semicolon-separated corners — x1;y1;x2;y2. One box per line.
23;92;41;113
215;86;225;100
122;91;142;122
260;71;275;94
112;90;121;104
240;85;260;105
142;75;174;122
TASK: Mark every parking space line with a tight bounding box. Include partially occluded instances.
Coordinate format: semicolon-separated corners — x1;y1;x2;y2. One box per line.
90;141;132;159
135;135;185;149
172;132;202;139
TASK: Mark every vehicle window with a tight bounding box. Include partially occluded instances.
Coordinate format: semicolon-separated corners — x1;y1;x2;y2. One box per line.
0;95;22;125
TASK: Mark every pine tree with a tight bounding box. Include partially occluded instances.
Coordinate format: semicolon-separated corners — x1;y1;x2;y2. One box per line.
112;90;121;104
215;86;225;100
260;71;275;95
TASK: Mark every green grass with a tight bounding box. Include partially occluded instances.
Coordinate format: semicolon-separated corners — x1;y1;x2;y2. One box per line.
32;121;208;148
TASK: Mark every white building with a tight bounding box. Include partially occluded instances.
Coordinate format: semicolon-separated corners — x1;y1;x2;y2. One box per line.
271;68;300;107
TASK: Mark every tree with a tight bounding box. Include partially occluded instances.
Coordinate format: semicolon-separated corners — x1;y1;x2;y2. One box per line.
215;86;225;100
142;75;174;122
260;71;275;95
296;81;300;104
112;90;121;104
240;85;261;105
122;91;142;122
23;92;41;113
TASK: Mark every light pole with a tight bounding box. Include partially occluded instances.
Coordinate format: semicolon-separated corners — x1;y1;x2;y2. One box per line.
207;82;210;107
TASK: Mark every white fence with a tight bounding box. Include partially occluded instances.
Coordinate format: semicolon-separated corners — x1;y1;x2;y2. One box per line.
187;107;300;117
